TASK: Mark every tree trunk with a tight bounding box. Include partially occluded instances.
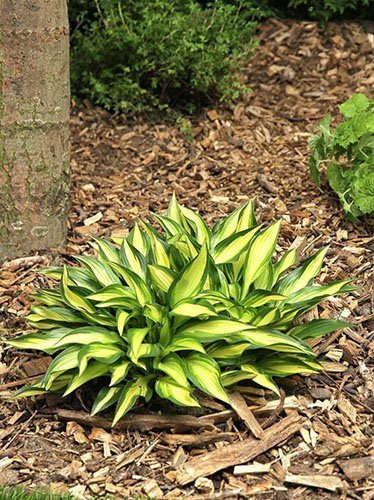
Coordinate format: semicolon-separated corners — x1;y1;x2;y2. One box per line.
0;0;70;261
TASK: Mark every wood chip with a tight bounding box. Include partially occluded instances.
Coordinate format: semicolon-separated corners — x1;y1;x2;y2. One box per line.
234;462;271;475
162;431;235;447
88;427;113;443
66;421;89;444
229;391;264;438
337;394;357;423
284;474;343;492
194;477;214;494
207;109;219;121
176;412;301;484
21;356;52;377
339;456;374;481
115;445;146;470
142;479;163;499
84;211;103;226
256;174;278;193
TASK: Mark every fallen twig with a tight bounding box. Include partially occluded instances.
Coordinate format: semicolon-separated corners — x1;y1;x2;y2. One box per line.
49;408;216;432
2;255;47;270
262;388;286;429
0;375;40;390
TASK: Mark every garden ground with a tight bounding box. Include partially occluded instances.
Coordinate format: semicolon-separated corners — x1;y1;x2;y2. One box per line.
1;19;373;499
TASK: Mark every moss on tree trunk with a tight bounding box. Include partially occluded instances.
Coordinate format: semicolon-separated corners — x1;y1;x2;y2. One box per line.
0;0;70;261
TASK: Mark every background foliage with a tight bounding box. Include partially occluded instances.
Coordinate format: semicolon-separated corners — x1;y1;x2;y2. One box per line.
70;0;256;112
69;0;370;112
309;94;374;221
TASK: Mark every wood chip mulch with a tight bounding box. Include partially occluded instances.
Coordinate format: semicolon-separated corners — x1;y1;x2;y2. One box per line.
1;19;373;499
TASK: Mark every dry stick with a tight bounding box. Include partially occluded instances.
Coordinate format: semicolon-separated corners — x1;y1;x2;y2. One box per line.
50;408;216;432
262;388;286;429
175;411;301;485
0;376;40;390
324;373;374;414
228;391;264;439
3;411;38;450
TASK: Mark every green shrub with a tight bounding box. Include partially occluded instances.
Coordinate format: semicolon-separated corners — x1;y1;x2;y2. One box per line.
286;0;370;23
220;0;370;23
9;196;352;424
70;0;257;112
309;94;374;222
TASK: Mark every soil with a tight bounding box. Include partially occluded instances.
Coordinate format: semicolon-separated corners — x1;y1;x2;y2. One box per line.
1;18;373;499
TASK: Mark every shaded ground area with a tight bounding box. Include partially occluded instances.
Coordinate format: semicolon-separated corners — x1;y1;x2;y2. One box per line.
1;19;373;499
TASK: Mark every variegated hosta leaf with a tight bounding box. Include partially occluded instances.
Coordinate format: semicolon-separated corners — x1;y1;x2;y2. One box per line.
288;318;351;340
120;239;146;279
109;264;152;305
27;306;83;324
61;266;96;314
91;386;122;416
88;284;135;302
52;326;124;348
211;200;256;247
273;248;297;284
77;343;124;375
207;342;252;364
92;237;120;265
283;279;354;305
112;376;153;426
127;222;149;256
185;353;229;403
148;264;175;293
276;247;328;296
211;226;260;265
155;377;200;407
74;255;121;288
156;353;189;387
8;195;352;424
241;221;281;299
110;360;131;386
127;327;149;365
171;300;217;318
165;335;206;354
180;205;211;246
242;290;285;308
259;355;322;377
230;328;315;355
7;328;71;352
178;317;254;342
64;361;110;396
168;244;208;307
42;345;80;389
30;290;66;307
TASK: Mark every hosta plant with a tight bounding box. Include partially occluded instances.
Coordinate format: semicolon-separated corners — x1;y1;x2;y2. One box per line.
8;196;353;425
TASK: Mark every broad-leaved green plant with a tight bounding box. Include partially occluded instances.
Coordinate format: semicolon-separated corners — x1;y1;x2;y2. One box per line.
309;93;374;222
9;196;352;424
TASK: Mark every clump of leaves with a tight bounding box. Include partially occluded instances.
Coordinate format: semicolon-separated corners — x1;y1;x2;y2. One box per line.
8;196;353;425
309;93;374;222
70;0;256;112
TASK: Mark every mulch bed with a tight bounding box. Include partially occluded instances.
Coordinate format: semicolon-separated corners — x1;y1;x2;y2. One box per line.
1;18;373;499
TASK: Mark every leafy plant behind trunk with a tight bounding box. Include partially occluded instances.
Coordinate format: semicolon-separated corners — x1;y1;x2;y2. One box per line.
70;0;257;112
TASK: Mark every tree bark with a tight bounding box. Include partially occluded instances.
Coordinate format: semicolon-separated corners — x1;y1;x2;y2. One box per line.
0;0;70;261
